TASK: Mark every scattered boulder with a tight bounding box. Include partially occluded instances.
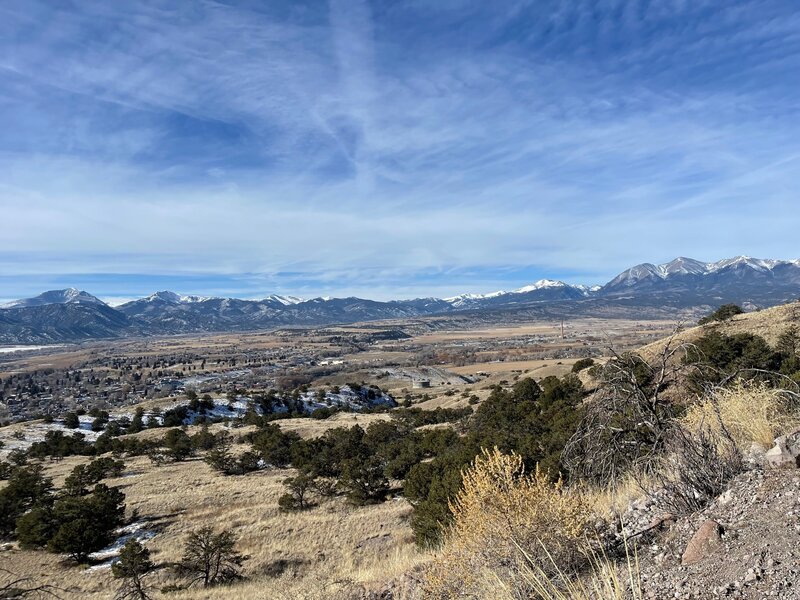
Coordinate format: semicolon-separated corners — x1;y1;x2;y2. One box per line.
765;429;800;469
681;519;725;566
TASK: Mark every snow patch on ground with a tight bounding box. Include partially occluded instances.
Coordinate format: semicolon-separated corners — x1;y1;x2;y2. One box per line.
87;521;158;570
0;345;63;354
2;387;396;456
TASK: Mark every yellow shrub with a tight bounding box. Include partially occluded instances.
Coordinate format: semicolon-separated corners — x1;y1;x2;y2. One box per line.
423;448;598;599
682;381;800;449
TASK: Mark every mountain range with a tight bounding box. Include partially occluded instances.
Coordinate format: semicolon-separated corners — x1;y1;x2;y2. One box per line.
2;256;799;344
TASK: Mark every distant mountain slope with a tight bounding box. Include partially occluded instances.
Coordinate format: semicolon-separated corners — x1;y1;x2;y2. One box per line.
0;302;131;344
444;279;590;308
1;256;799;343
1;288;105;309
601;256;800;306
117;294;455;334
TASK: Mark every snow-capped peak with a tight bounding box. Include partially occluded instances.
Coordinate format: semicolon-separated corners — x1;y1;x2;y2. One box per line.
515;279;567;293
575;284;602;294
266;294;304;305
144;291;213;304
706;256;781;273
659;257;708;276
145;291;181;304
606;255;800;289
444;279;590;307
1;288;105;309
444;291;506;303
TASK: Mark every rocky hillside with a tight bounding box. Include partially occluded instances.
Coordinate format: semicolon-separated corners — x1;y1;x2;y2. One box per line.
631;452;800;599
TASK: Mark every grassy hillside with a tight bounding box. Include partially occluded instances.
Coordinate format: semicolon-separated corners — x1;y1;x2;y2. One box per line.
639;300;800;359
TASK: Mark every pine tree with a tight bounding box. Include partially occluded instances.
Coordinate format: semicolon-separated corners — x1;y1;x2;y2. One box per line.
112;539;154;600
177;527;248;587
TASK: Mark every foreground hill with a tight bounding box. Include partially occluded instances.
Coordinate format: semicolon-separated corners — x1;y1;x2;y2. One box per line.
639;300;800;360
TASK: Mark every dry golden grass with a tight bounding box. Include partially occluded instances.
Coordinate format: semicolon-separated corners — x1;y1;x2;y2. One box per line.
421;449;646;600
275;412;391;439
414;319;674;345
682;381;800;449
424;449;598;599
447;357;584;377
586;475;649;517
1;450;426;599
486;540;643;600
639;301;800;361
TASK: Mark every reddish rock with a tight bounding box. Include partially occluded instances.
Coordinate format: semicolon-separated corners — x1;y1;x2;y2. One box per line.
649;513;677;531
681;519;725;566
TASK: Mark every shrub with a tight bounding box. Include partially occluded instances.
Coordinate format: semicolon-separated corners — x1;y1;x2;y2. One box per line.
162;429;194;461
571;358;595;373
64;464;92;496
564;346;688;484
161;406;188;427
655;427;743;515
16;506;58;549
86;457;125;481
409;375;585;547
423;448;597;598
251;424;298;468
204;433;237;474
7;449;28;466
698;303;744;325
778;326;800;375
176;527;248;587
338;456;389;505
278;474;317;511
91;414;109;432
191;426;217;451
43;484;126;562
685;331;781;391
64;457;125;496
27;430;92;458
127;408;145;435
0;464;53;536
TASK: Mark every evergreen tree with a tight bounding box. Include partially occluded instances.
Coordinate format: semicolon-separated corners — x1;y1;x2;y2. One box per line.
127;408;145;435
177;527;248;587
64;412;80;429
278;473;316;511
112;539;154;600
0;464;53;536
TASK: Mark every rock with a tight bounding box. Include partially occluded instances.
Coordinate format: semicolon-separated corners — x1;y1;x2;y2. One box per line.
682;520;725;566
649;512;677;531
719;489;735;505
766;429;800;469
745;442;768;467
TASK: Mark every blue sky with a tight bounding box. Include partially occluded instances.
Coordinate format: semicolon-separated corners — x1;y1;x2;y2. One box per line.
2;0;800;303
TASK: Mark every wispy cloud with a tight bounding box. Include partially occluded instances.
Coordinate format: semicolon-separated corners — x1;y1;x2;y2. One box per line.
1;0;800;300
